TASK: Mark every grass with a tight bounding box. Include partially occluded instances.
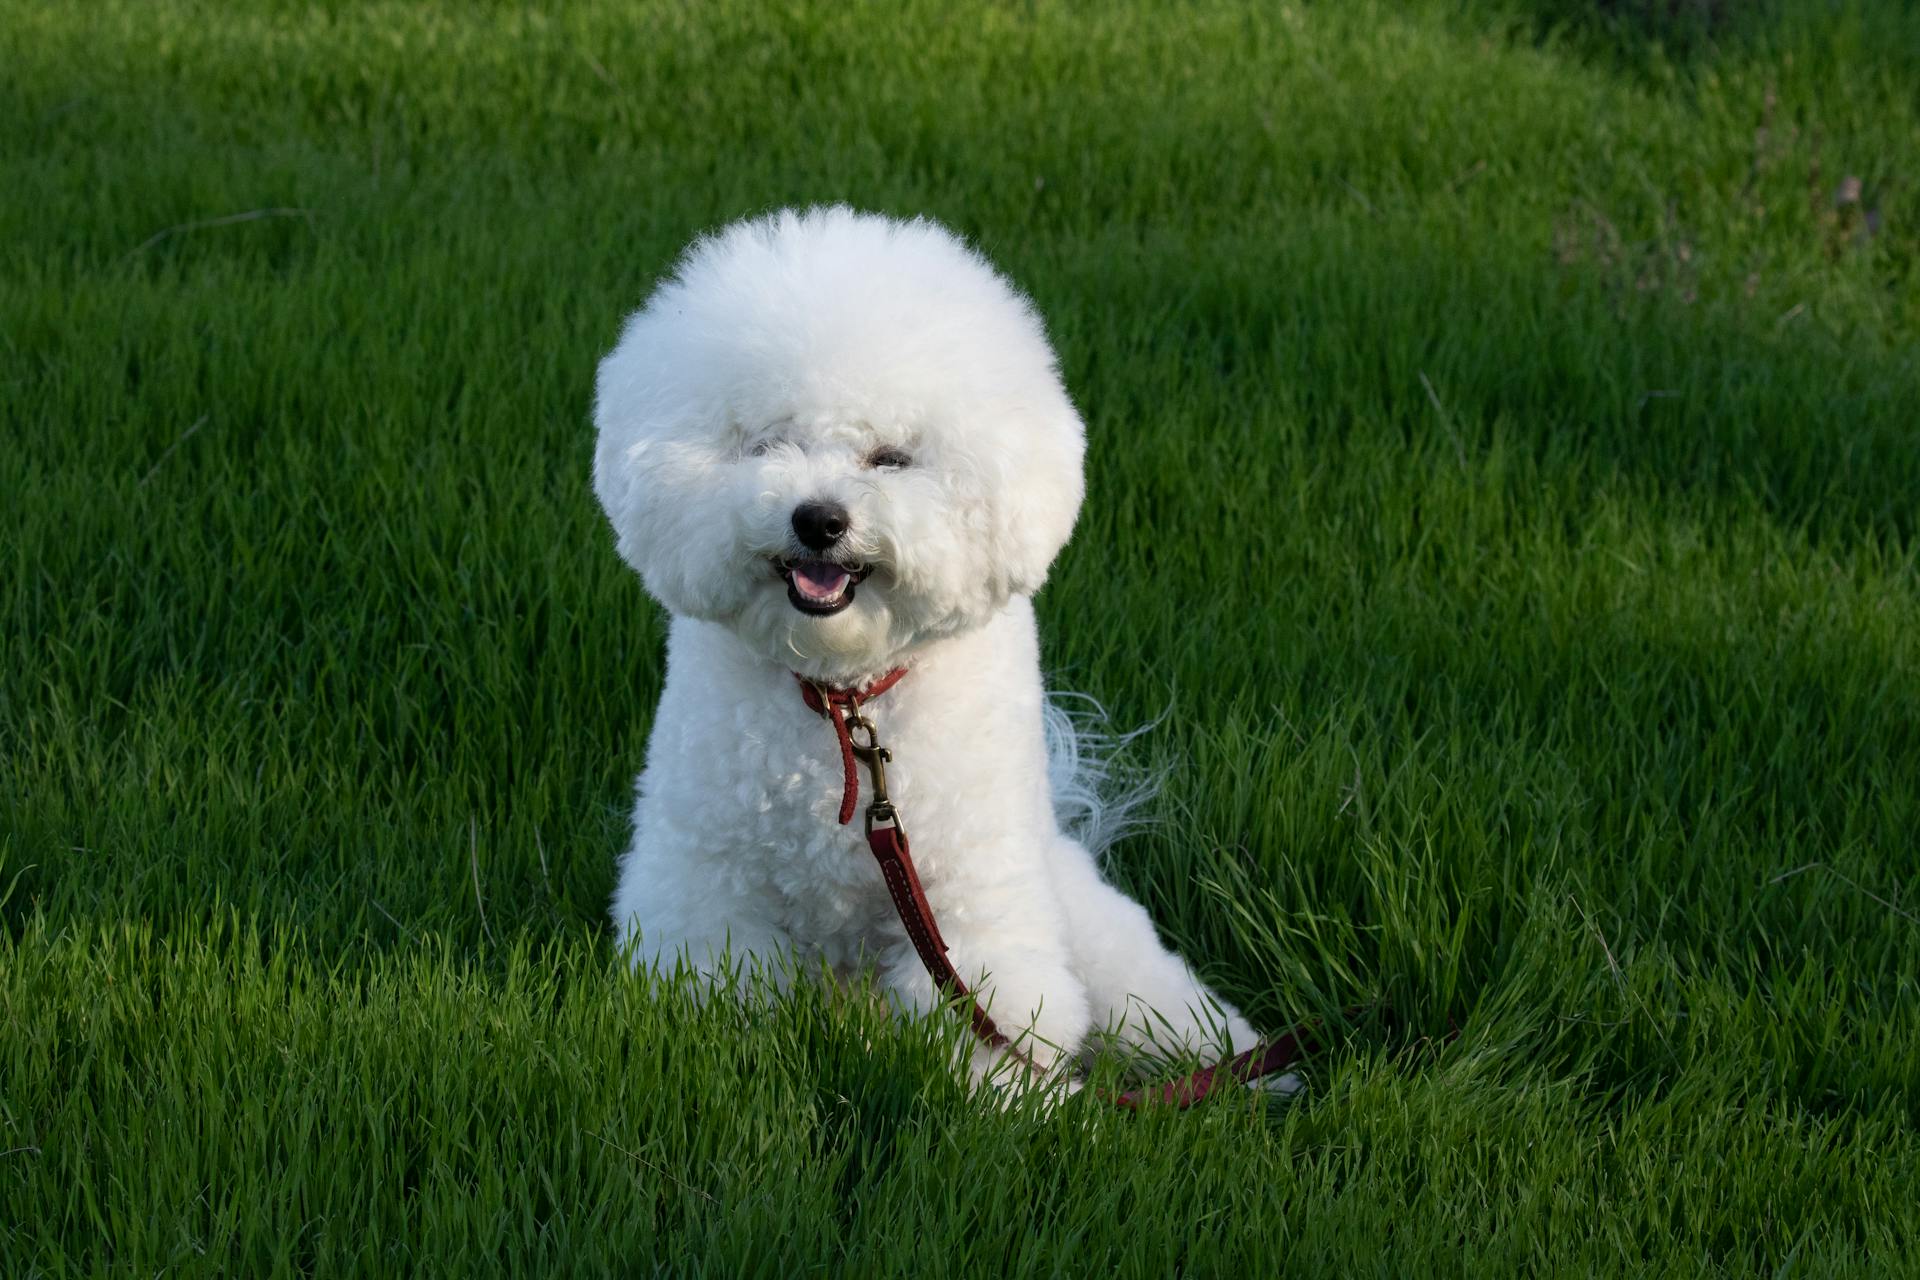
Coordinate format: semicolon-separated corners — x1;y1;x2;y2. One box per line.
4;0;1918;1273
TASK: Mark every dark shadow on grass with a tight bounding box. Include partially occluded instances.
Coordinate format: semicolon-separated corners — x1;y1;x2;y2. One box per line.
1510;0;1769;69
1470;0;1920;84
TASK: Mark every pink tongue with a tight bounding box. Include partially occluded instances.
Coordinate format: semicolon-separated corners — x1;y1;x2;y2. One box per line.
793;561;851;600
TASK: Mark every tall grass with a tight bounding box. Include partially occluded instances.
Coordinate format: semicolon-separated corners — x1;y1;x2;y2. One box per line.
4;0;1917;1273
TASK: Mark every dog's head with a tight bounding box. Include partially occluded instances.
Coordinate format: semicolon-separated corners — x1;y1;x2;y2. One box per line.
593;207;1085;681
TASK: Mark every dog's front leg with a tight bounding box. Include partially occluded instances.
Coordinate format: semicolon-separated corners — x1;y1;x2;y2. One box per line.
1044;836;1262;1064
879;940;1090;1092
872;854;1092;1092
611;836;800;997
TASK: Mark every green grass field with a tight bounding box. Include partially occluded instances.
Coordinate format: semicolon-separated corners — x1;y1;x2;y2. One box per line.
5;0;1919;1273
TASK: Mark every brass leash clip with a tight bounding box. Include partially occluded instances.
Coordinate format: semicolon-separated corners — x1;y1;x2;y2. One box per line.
842;702;899;834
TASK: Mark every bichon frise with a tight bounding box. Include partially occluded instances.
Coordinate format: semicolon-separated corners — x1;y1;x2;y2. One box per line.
592;206;1260;1089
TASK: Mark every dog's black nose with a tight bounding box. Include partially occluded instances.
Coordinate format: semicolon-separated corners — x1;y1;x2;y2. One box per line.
792;501;850;551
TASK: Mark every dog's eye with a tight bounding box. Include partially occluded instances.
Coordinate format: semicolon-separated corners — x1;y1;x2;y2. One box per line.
864;447;912;470
746;439;774;458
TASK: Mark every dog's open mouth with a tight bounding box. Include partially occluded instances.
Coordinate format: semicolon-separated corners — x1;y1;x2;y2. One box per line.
777;558;872;616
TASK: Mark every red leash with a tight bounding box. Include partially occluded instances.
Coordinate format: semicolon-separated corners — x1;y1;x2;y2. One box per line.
797;672;1043;1072
797;672;1322;1105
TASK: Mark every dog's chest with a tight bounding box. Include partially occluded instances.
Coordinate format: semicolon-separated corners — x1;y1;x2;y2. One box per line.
701;699;920;940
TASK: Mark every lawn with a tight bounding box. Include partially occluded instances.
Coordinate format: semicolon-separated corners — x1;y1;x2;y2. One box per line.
4;0;1919;1273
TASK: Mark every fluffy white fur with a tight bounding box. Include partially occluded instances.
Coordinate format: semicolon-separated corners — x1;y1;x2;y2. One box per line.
594;207;1257;1085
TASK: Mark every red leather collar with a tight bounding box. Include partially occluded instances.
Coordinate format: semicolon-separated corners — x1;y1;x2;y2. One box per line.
794;667;907;715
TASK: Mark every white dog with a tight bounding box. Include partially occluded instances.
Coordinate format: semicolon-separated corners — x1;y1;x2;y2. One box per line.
592;206;1258;1086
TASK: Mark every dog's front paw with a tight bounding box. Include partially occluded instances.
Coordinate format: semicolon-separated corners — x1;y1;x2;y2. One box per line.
974;1068;1085;1114
1247;1070;1304;1098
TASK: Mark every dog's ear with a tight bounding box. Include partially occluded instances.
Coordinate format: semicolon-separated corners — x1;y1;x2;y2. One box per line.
591;307;731;613
590;317;664;580
989;391;1086;599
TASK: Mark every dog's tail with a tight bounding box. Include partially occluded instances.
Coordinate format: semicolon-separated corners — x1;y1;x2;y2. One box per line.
1042;691;1157;858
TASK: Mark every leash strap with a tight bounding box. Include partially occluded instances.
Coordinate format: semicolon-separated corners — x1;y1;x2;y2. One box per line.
797;672;1041;1071
1109;1021;1320;1108
798;668;906;823
797;671;1317;1105
864;820;1043;1068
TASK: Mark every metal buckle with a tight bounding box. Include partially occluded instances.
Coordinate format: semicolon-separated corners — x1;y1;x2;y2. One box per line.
864;799;900;837
844;711;892;804
843;704;903;837
800;678;833;718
